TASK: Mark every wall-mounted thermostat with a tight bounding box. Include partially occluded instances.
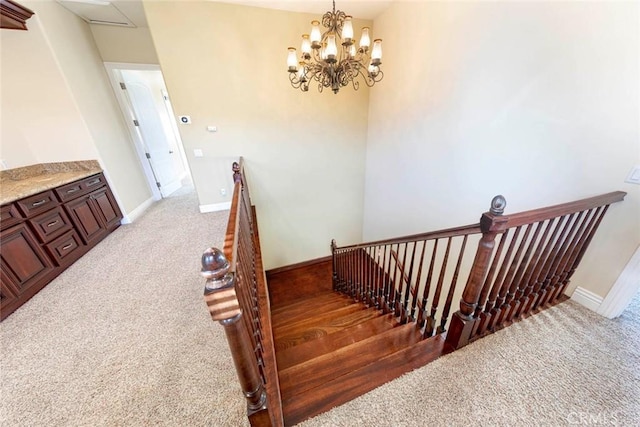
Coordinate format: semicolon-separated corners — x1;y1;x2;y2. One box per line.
179;115;191;124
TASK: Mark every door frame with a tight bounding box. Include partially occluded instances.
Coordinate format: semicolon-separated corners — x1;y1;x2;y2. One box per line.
104;62;191;200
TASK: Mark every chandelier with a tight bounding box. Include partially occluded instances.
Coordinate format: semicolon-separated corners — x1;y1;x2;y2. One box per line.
286;0;383;94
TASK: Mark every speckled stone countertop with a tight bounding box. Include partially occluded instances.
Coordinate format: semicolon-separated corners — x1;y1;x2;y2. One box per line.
0;161;103;206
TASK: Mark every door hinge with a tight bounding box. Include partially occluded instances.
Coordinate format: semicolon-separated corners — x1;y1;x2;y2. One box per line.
156;182;161;188
145;153;151;159
119;82;126;90
133;119;139;127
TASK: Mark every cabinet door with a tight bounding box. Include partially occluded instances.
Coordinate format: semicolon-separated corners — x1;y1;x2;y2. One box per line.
0;223;55;296
91;188;122;231
64;194;107;245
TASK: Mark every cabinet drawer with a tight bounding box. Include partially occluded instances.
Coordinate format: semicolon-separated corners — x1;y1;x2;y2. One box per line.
16;190;59;218
45;230;83;266
1;204;23;231
28;206;73;244
55;174;106;202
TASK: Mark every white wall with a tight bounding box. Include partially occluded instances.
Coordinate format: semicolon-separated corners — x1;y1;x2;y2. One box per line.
364;1;639;299
144;1;371;268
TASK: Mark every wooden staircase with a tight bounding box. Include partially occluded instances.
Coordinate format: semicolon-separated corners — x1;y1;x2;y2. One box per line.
268;260;450;426
202;158;626;427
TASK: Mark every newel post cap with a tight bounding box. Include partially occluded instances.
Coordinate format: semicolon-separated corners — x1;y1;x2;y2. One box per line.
201;247;234;292
490;195;507;215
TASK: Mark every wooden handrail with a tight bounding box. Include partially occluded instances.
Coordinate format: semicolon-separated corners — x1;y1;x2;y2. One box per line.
203;158;283;427
334;223;481;252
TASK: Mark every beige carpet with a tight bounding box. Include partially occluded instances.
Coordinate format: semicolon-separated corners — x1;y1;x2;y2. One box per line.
1;190;639;426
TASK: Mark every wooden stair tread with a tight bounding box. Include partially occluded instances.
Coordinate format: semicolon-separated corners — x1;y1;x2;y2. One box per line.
278;322;424;397
271;292;353;326
276;313;400;370
273;303;369;336
274;307;383;352
281;334;451;426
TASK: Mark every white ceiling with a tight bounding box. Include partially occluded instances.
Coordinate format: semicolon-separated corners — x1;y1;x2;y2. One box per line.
57;0;393;28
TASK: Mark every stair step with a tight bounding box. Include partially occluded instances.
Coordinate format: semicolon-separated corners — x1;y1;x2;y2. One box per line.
273;302;375;342
271;292;352;326
278;322;424;397
281;333;451;426
276;313;399;370
274;307;382;352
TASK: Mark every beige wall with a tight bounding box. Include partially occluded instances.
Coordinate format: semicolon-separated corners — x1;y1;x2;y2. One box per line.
90;25;159;64
3;1;153;216
364;1;640;298
144;1;371;268
0;13;100;168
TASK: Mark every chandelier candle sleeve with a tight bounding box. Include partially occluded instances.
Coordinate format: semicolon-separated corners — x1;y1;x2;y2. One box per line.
286;0;384;94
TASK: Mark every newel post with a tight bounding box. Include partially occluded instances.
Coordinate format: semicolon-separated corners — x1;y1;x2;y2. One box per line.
202;248;267;417
331;239;338;291
445;196;509;350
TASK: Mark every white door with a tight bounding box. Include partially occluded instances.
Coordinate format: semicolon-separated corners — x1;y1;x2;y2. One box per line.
121;70;186;197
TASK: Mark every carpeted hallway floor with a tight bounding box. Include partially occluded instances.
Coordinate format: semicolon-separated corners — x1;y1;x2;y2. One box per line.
1;190;639;426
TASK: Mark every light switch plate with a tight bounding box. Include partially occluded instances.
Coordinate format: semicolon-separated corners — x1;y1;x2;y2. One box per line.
625;165;640;185
193;149;204;158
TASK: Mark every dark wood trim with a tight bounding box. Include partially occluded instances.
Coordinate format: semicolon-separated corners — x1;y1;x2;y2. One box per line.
1;0;34;31
266;256;333;277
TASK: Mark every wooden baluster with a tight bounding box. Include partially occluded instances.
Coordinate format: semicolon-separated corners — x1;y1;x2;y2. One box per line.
425;237;451;338
439;235;469;334
418;239;438;328
365;247;373;306
557;205;609;299
516;216;564;317
402;242;418;322
540;211;585;306
331;239;338;291
526;214;574;313
389;244;400;316
410;240;428;322
446;195;508;350
202;248;267;418
498;220;553;328
398;244;408;318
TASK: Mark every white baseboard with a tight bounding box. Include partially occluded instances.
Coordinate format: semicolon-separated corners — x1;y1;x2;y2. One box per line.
571;287;604;312
199;202;231;213
121;197;154;224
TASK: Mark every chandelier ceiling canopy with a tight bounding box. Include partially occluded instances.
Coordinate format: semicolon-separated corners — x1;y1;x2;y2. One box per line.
286;0;383;94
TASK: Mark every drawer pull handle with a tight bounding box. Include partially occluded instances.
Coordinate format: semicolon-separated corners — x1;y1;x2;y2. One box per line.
32;199;47;207
47;220;59;227
62;244;73;251
87;179;101;186
66;188;79;194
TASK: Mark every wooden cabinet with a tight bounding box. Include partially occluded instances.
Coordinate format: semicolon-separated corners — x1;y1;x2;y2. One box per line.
0;172;122;320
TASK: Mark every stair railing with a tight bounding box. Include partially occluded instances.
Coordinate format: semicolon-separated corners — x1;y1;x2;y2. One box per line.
202;158;283;427
331;191;626;347
332;223;483;338
445;191;626;349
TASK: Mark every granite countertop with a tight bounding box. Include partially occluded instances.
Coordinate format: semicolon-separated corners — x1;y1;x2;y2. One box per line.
0;161;103;206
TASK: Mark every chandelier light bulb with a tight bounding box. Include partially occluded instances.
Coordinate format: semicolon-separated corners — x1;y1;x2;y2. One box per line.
301;34;311;56
348;44;356;58
287;47;298;72
326;34;338;62
342;16;354;43
371;39;382;65
359;27;371;50
310;20;322;48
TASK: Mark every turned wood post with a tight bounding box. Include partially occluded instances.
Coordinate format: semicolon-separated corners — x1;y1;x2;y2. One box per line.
331;239;338;290
446;196;509;349
202;247;267;417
